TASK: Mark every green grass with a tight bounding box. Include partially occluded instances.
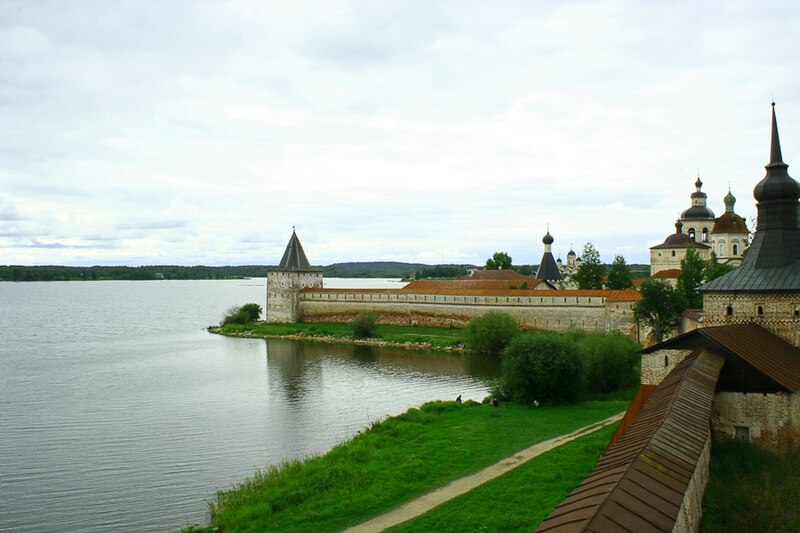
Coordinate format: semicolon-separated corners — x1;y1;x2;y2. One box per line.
388;423;619;532
216;321;467;348
186;399;628;532
701;439;800;532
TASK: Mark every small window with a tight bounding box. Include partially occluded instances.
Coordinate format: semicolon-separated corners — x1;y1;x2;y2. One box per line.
734;426;750;441
757;305;764;316
795;307;800;320
688;228;696;240
664;355;669;368
702;228;709;242
733;244;739;255
671;251;676;257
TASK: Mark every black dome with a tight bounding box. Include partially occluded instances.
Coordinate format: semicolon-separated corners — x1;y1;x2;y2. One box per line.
542;231;554;245
681;206;715;219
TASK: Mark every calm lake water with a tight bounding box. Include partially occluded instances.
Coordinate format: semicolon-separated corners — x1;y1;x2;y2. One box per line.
0;278;496;532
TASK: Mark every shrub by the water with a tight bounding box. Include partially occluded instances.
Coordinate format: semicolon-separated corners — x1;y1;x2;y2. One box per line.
497;333;585;405
240;303;262;322
465;311;520;355
351;310;378;339
222;303;262;325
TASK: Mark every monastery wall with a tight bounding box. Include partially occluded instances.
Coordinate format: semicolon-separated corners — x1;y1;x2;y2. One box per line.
673;433;712;533
641;349;694;385
704;292;800;347
298;290;639;336
712;391;800;454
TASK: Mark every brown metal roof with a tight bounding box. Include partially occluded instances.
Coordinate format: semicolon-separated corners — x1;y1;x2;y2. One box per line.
643;323;800;392
537;351;724;532
458;269;533;281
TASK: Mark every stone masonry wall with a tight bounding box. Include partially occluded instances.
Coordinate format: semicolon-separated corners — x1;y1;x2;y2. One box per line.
641;349;694;385
672;432;712;533
703;292;800;347
712;391;800;454
267;271;323;322
298;290;640;336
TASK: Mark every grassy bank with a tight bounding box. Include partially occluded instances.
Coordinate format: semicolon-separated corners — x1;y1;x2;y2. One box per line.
183;399;628;532
388;423;618;532
701;439;800;532
212;321;466;349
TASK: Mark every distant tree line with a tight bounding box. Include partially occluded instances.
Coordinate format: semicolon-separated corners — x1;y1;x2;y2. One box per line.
0;265;267;282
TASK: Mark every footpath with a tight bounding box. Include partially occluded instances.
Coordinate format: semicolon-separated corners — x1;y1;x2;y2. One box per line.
343;411;624;533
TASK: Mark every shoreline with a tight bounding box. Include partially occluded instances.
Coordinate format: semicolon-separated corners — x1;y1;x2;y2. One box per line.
207;325;468;352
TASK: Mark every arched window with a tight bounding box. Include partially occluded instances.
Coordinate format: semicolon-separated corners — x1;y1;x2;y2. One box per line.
671;250;676;257
702;228;709;242
733;244;739;255
726;305;733;323
688;228;696;240
757;305;764;316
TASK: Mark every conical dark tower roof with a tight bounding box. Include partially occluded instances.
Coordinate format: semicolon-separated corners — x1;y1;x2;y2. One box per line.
276;228;321;271
535;230;562;281
702;103;800;292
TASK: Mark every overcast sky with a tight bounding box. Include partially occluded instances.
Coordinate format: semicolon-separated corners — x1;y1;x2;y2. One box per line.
1;1;799;267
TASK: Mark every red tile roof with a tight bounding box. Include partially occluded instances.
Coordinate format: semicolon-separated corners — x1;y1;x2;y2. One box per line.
652;269;681;279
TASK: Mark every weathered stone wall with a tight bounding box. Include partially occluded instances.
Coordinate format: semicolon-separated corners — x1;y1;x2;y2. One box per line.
673;432;712;533
298;290;640;336
712;391;800;454
641;349;694;385
267;271;323;322
703;292;800;347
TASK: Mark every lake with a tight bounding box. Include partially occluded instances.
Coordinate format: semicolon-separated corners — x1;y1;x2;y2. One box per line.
0;278;497;532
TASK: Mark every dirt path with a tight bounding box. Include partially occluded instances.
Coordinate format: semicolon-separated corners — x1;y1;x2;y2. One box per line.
343;411;624;533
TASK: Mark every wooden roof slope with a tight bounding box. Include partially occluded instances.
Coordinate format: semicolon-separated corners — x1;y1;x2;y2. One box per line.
642;323;800;392
536;351;724;532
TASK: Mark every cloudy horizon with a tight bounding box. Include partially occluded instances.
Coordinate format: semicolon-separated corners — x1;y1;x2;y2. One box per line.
1;1;799;268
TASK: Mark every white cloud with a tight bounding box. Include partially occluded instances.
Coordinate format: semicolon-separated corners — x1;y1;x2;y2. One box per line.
0;1;796;266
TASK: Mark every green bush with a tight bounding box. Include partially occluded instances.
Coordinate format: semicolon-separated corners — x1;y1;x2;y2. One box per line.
465;311;520;355
240;303;262;322
497;333;585;405
351;310;378;339
577;333;640;395
222;303;262;325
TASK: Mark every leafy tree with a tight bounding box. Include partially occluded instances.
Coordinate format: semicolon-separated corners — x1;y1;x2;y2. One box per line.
606;254;633;290
634;279;685;343
497;333;585;405
351;310;378;339
577;333;640;394
572;242;605;289
677;246;705;308
704;251;734;283
485;252;512;270
465;312;520;355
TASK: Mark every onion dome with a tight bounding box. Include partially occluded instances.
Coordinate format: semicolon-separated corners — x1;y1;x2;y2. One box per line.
663;220;694;245
681;177;715;219
753;103;800;203
542;231;554;245
723;190;736;212
567;248;576;257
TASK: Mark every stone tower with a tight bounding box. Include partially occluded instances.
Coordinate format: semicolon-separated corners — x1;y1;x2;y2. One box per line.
701;104;800;347
266;229;323;323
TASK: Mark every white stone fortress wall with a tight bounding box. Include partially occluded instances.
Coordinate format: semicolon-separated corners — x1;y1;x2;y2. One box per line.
296;289;640;337
267;270;323;323
704;292;800;347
